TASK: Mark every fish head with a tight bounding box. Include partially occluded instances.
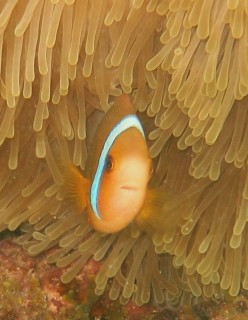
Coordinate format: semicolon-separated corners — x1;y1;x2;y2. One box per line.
88;127;152;233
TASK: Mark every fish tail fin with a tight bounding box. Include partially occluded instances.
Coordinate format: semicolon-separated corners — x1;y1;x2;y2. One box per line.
62;162;89;213
135;187;194;234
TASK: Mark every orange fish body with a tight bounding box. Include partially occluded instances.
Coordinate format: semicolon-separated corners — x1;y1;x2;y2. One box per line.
65;95;163;233
86;94;151;233
63;94;151;234
63;95;194;235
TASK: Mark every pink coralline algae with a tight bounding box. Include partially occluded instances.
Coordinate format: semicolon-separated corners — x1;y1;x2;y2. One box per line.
0;235;248;320
0;236;159;319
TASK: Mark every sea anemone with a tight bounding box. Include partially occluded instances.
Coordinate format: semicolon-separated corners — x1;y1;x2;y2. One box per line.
1;0;248;308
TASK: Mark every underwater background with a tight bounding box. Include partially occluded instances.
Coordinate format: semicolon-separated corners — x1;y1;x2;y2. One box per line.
0;0;248;319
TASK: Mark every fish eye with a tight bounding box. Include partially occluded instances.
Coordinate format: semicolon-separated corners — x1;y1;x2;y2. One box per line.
105;156;114;172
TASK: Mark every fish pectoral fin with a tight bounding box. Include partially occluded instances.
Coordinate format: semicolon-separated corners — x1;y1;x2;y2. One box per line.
135;188;166;232
135;187;194;234
63;163;89;212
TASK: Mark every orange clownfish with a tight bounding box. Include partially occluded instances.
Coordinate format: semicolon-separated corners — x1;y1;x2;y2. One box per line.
64;94;152;234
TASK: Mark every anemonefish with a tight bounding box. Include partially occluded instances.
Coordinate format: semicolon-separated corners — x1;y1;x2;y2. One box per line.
64;94;153;234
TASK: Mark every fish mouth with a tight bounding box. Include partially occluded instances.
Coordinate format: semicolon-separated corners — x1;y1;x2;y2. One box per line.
121;185;137;191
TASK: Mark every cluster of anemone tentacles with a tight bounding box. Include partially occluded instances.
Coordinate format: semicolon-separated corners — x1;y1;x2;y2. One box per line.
0;0;248;307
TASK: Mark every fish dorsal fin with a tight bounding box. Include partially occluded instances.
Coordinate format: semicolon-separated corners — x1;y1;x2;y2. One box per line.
86;94;136;179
